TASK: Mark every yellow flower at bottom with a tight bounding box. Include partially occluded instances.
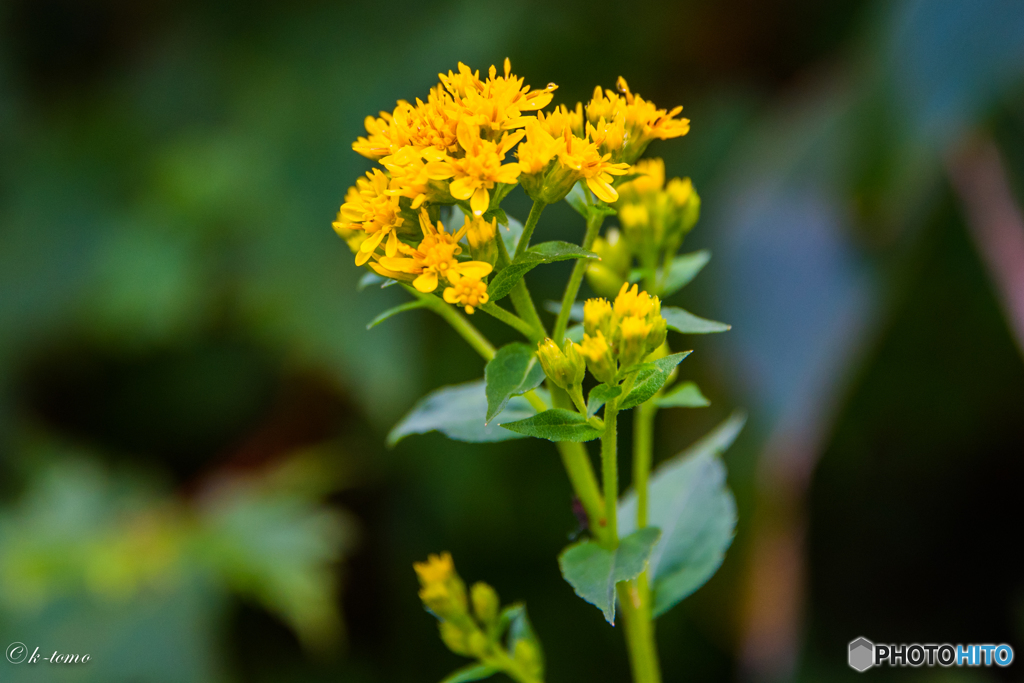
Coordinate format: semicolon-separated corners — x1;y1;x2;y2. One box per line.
443;272;490;314
377;210;493;293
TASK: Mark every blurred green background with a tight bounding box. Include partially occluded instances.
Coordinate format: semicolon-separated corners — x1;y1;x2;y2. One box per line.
2;0;1023;681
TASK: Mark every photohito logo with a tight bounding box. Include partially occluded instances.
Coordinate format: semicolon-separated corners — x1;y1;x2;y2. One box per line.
848;637;1014;672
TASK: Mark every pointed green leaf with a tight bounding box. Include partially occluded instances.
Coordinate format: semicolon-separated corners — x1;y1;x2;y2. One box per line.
558;527;661;624
662;307;731;334
619;412;745;617
489;242;599;301
619;352;691;409
439;663;500;683
388;380;542;446
656;381;710;408
499;408;602;442
629;251;711;296
586;383;621;418
504;604;544;678
662;250;711;296
485;342;546;422
366;300;427;329
357;271;386;290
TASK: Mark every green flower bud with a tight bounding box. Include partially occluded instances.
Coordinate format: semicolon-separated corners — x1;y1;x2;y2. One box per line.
439;621;473;656
536;339;585;390
471;582;500;628
514;639;544;678
579;332;617;384
467;630;490;658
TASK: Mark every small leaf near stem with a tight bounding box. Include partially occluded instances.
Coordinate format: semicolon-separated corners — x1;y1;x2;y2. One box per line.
553;211;606;343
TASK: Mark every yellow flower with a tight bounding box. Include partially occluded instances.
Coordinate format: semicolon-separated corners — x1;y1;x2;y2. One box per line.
415;551;456;586
559;131;629;203
381;146;453;209
336;169;405;266
352;109;407;160
619;157;666;201
443;272;490;314
442;59;557;135
536;338;585;390
445;124;524;215
613;282;658;321
618;315;654;368
584;78;689;163
579;330;616;384
376;210;492;293
583;297;613;338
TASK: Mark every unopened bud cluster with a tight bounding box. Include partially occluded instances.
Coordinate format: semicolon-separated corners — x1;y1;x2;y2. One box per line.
581;284;667;380
414;553;540;677
586;158;701;297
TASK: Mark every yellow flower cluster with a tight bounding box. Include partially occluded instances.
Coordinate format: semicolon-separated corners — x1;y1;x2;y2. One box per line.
579;283;668;381
536;283;668;394
334;60;690;315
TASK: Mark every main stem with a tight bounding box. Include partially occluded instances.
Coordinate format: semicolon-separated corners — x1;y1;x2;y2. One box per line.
624;387;662;683
600;399;619;548
552;212;605;343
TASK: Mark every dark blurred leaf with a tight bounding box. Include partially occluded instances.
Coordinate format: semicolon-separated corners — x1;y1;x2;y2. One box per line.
656;381;710;408
499;408;602;442
557;527;661;624
499;214;525;256
388;380;537;446
660;251;712;297
620;352;691;410
619;412;744;617
489;242;599;301
662;307;731;334
484;342;545;422
440;663;500;683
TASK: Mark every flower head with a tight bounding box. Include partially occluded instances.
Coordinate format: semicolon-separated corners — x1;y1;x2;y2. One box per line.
444;125;524;215
376;210;492;293
585;77;689;163
443;272;490;314
442;59;557;136
414;552;468;619
336;169;406;265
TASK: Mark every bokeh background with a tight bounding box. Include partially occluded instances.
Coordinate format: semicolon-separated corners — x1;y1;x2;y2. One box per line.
2;0;1024;681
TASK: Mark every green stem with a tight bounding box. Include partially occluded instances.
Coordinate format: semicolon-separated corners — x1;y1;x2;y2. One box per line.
509;282;548;338
550;386;607;545
617;576;662;683
515;200;546;258
480;302;543;342
404;285;495;361
633;399;656;529
490;648;543;683
552;211;605;342
600;398;620;549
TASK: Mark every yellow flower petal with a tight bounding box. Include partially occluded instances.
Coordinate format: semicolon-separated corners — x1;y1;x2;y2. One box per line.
586;176;618;203
386;230;399;257
454;261;493;279
414;271;438;292
470;187;490;216
449;176;476;201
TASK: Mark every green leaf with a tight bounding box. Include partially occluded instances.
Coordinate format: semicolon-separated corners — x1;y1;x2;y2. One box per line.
499;408;602;442
662;250;711;296
565;324;585;343
662;307;731;334
630;251;711;296
388;380;540;446
619;352;691;409
489;242;599;301
366;300;427;329
558;527;661;624
619;412;745;617
440;663;500;683
656;381;709;408
357;271;385;290
504;604;544;677
586;383;621;418
484;342;545;423
566;182;617;219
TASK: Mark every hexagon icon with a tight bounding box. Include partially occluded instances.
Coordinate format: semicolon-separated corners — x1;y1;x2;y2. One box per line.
849;637;874;672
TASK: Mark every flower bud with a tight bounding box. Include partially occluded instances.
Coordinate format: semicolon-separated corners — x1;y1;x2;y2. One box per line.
467;630;490;658
465;216;498;266
439;621;473;656
414;552;468;620
471;582;500;627
583;298;613;338
618;315;653;369
536;339;584;390
514;639;544;678
579;332;616;384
